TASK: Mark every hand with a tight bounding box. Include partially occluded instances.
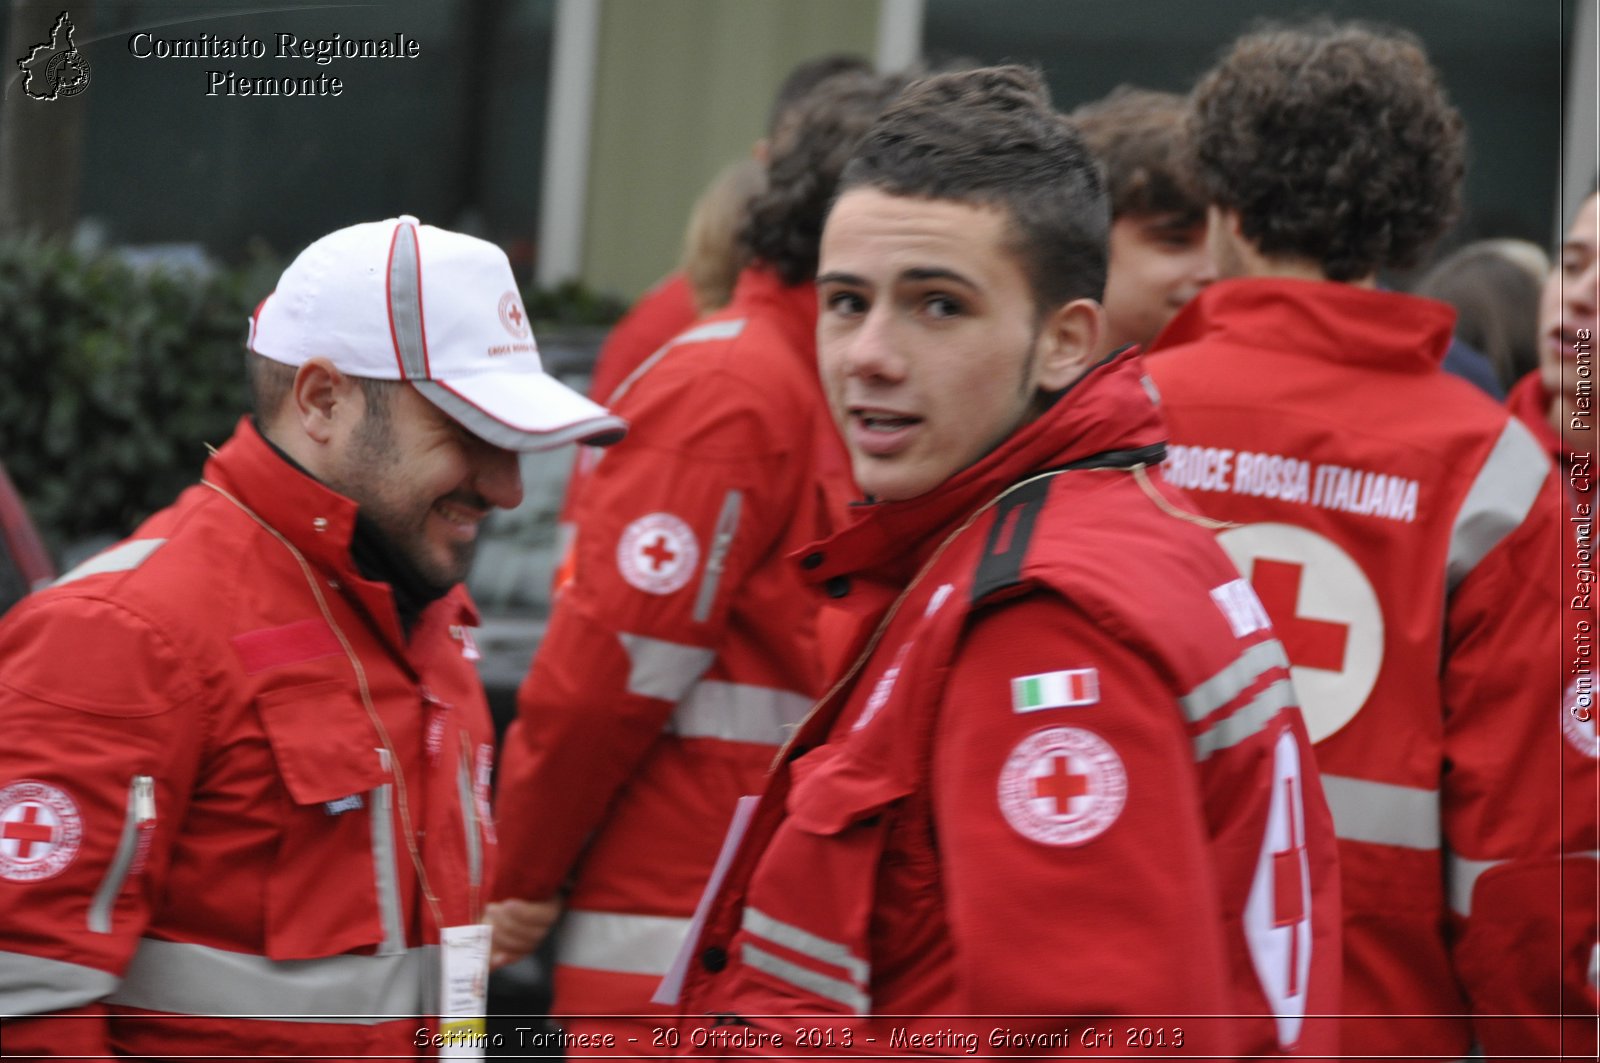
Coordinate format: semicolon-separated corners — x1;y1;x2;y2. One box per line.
486;897;563;969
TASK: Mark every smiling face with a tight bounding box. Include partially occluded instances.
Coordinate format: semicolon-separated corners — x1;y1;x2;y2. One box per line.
1102;211;1216;349
1537;192;1599;419
322;381;524;593
817;188;1100;502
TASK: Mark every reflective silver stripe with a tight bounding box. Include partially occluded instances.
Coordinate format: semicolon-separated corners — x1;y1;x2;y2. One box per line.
1192;679;1297;761
1448;418;1548;590
741;943;869;1013
672;681;811;745
1446;853;1502;916
55;539;166;586
693;490;743;623
387;220;428;378
106;938;432;1021
370;783;405;955
608;318;748;405
0;950;118;1014
88;776;152;934
1320;774;1440;849
457;752;481;891
742;907;868;984
1180;640;1290;723
554;910;692;976
616;633;714;701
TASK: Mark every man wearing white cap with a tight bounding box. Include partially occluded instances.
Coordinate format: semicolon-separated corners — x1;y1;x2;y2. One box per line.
0;216;622;1058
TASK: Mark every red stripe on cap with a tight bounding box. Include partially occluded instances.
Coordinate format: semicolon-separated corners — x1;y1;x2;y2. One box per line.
385;224;406;377
230;618;343;675
412;223;431;378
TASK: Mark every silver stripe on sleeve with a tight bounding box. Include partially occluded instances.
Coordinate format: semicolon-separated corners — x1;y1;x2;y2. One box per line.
671;681;811;746
1179;640;1290;723
55;539;166;586
616;632;715;702
742;907;869;985
370;783;406;956
607;318;748;405
740;943;869;1013
105;938;431;1021
692;489;744;624
1191;679;1297;761
555;910;692;976
1320;774;1440;850
1447;418;1549;590
87;777;148;934
0;950;119;1014
1445;853;1502;916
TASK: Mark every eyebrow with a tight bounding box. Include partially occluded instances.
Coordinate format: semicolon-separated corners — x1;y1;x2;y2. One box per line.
815;266;982;290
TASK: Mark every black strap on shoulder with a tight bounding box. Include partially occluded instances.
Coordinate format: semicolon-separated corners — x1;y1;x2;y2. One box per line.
970;474;1053;604
968;442;1167;604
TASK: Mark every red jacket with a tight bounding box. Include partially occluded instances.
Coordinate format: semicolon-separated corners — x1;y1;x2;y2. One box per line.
491;267;856;1015
1148;279;1590;1059
0;419;498;1059
675;350;1342;1057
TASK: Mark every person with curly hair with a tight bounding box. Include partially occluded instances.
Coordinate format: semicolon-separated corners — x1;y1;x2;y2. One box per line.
1069;86;1217;353
1146;20;1584;1059
486;69;901;1049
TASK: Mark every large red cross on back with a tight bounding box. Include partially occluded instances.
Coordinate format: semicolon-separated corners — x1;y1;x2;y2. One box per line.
1252;559;1349;672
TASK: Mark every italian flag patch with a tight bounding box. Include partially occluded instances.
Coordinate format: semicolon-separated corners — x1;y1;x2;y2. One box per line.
1011;669;1099;712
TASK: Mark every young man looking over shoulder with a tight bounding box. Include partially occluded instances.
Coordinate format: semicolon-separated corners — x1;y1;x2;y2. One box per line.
672;65;1340;1058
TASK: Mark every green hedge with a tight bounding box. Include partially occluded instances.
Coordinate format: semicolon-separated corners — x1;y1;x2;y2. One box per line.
0;238;623;561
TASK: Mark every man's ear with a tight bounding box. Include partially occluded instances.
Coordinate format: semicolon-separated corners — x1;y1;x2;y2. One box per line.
290;358;358;444
1034;297;1105;392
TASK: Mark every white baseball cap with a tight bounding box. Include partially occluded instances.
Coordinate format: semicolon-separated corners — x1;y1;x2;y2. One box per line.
248;215;627;452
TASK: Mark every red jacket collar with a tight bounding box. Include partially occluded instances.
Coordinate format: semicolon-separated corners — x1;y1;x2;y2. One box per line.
801;347;1167;586
203;417;478;626
727;265;819;369
1151;277;1456;375
1508;370;1564;460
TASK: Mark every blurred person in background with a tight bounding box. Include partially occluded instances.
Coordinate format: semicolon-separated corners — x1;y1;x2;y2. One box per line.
1146;21;1584;1058
673;64;1340;1058
1069;86;1217;353
487;70;902;1047
1417;236;1551;391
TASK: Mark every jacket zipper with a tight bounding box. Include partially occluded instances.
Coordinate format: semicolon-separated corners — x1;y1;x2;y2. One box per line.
88;775;155;933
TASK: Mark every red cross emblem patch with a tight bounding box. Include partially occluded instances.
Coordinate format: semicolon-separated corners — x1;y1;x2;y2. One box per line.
0;781;83;882
997;727;1126;847
617;512;699;595
497;291;531;339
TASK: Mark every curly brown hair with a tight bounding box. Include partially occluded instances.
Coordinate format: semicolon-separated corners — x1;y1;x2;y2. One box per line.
738;70;904;286
1189;20;1466;281
1069;86;1204;225
837;64;1109;309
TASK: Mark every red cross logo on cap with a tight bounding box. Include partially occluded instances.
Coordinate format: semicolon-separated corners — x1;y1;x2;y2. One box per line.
497;291;531;339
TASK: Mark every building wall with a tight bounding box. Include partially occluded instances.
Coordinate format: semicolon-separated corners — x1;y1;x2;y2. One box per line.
581;0;878;300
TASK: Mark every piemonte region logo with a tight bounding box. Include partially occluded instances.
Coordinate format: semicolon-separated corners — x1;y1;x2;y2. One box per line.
17;11;92;101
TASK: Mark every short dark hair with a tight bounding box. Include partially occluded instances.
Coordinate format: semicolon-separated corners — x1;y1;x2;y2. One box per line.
1415;240;1547;387
1189;19;1466;280
739;70;903;285
836;64;1109;310
245;351;397;429
1070;86;1204;225
766;53;874;139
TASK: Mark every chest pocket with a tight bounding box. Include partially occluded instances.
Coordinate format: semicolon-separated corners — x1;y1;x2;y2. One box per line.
735;746;912;1014
255;680;396;960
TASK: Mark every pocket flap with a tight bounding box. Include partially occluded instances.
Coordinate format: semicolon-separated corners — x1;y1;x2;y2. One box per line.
787;744;914;835
256;680;386;805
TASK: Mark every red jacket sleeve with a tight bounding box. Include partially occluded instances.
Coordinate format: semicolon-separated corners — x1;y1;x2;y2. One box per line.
491;363;797;903
0;594;208;1056
933;592;1327;1056
1440;470;1598;1059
